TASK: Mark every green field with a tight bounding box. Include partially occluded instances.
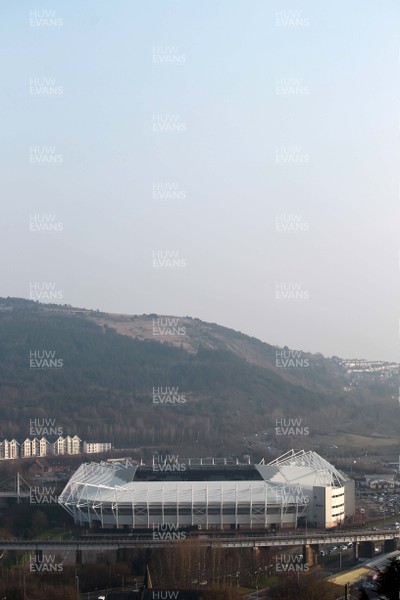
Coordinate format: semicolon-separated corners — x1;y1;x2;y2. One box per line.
312;432;400;453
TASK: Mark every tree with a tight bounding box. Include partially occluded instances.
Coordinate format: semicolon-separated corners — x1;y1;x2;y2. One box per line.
374;557;400;599
28;509;49;537
276;571;337;600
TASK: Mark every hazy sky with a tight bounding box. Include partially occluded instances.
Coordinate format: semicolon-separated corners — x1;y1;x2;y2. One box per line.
1;1;400;361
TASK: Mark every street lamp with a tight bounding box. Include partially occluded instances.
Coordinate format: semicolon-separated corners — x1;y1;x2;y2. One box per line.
75;574;79;600
360;508;365;527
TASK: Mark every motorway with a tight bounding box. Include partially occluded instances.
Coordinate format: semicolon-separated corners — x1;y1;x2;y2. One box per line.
0;528;398;551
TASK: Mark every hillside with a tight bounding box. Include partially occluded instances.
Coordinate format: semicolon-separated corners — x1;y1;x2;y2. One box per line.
0;297;398;457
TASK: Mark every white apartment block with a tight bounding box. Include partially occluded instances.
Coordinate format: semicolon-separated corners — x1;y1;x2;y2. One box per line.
0;439;20;460
0;435;111;459
53;435;81;455
39;436;50;456
83;442;112;454
21;437;50;458
21;438;33;458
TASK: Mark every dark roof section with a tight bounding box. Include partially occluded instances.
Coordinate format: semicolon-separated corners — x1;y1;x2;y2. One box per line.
133;465;264;482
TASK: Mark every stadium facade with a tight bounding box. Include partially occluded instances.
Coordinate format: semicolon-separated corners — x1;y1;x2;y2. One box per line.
58;450;355;530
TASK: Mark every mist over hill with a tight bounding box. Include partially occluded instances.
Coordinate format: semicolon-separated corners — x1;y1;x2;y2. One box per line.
0;297;398;457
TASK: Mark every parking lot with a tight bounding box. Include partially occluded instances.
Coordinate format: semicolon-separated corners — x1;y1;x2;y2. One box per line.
356;489;400;525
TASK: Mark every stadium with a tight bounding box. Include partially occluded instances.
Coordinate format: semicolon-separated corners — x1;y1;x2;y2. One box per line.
58;449;355;530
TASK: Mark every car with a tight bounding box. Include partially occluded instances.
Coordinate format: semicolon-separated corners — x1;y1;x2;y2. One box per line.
319;550;326;556
347;542;353;547
340;544;347;550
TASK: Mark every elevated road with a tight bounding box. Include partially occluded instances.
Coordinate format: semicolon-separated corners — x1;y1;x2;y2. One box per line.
0;528;398;552
216;528;400;548
0;491;30;498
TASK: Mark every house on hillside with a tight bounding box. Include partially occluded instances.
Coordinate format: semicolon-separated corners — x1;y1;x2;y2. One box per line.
27;459;46;477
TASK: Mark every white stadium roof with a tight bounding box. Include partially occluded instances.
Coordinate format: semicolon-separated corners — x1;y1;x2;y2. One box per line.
257;449;347;488
59;460;308;507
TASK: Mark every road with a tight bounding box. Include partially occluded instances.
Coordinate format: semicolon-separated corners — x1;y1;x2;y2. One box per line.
0;528;397;551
